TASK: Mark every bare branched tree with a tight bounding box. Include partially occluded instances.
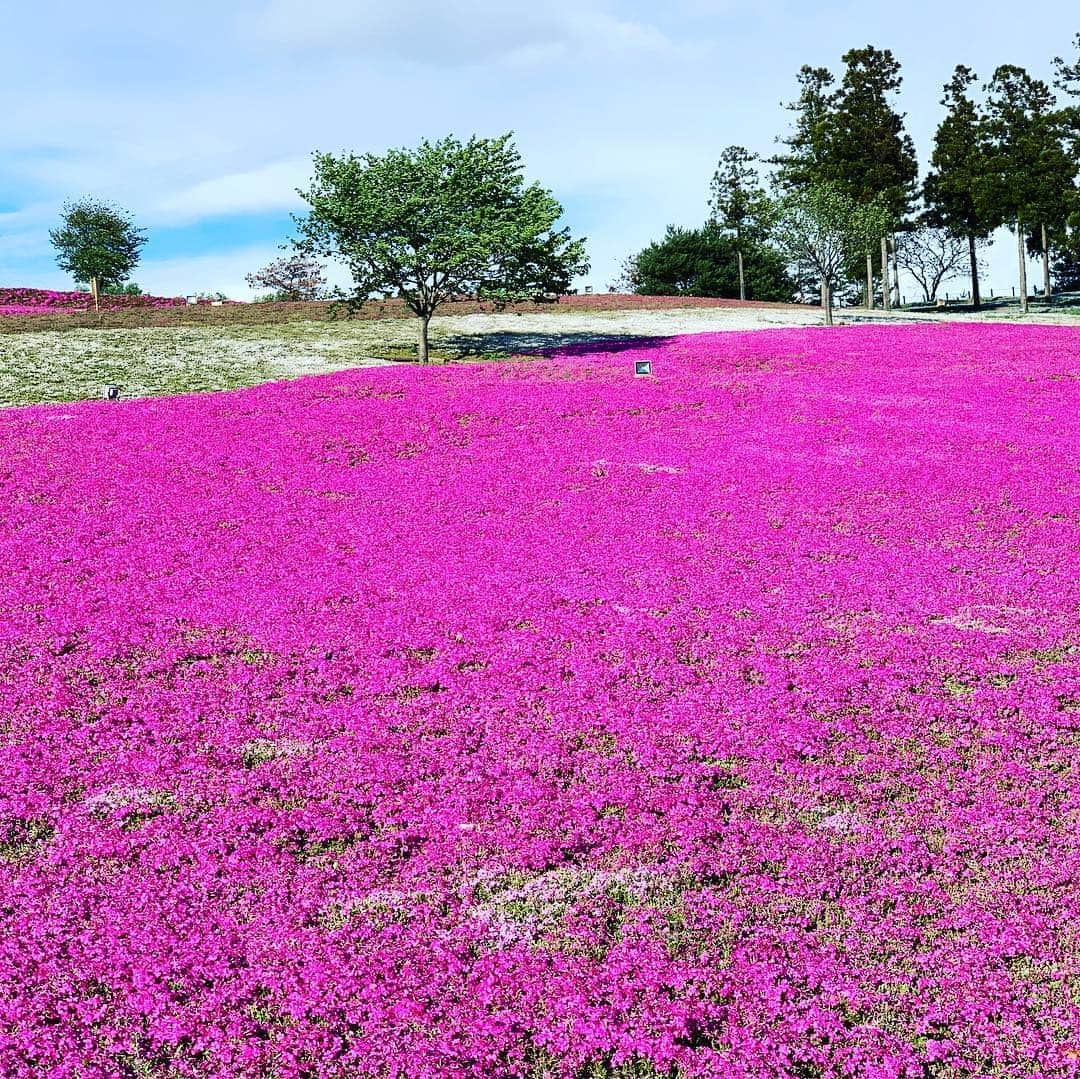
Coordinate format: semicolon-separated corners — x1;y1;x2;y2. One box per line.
245;254;327;302
895;227;986;303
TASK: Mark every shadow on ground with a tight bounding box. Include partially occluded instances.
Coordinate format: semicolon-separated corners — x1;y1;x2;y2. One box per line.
439;331;672;360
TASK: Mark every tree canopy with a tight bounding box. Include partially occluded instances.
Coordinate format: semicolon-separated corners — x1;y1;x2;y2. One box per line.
983;64;1077;306
775;46;917;224
621;224;793;302
295;133;588;362
49;199;147;310
709;147;774;300
923;66;997;307
772;182;891;324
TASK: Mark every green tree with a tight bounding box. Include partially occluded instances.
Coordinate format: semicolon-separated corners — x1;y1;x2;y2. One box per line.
923;66;997;309
983;64;1077;310
620;224;793;301
773;66;840;193
829;46;918;221
772;182;891;325
709;146;774;301
1052;34;1080;294
295;134;588;363
49;199;147;311
774;48;917;308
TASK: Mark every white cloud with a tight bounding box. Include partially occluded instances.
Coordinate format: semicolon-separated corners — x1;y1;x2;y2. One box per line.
152;159;311;224
134;246;292;300
252;0;674;67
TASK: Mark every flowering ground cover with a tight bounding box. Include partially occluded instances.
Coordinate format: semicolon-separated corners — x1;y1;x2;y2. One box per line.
0;323;1077;1077
0;287;188;315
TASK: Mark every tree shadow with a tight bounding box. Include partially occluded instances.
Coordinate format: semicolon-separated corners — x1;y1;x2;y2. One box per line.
439;331;678;362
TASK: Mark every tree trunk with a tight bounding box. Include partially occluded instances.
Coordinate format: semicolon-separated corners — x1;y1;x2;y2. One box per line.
737;248;746;302
891;236;901;307
418;314;431;364
91;276;100;312
880;238;891;312
968;232;981;310
1016;219;1029;314
821;278;833;326
1041;223;1051;300
866;251;874;310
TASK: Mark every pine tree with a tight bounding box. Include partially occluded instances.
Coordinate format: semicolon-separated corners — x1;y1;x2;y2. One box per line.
773;66;840;193
709;147;773;301
773;48;917;306
983;65;1076;309
923;66;995;309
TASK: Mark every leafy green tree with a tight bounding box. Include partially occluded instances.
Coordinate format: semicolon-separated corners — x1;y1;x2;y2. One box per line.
620;224;793;301
295;134;588;363
983;64;1077;310
923;66;997;309
49;199;147;310
709;147;774;301
772;182;891;325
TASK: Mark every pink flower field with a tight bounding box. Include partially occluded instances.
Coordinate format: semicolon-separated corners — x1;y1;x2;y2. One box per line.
0;287;188;315
1;323;1078;1078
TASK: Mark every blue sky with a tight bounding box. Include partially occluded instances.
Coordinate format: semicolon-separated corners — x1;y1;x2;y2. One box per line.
1;1;1076;299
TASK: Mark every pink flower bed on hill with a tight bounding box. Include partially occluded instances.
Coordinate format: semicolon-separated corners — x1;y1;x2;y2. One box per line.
0;287;188;314
0;324;1078;1077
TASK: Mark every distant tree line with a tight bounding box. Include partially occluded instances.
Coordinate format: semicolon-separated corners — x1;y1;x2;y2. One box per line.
622;37;1080;318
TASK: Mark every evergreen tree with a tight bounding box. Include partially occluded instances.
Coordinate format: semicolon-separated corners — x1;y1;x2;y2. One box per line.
983;65;1077;309
621;224;793;301
774;48;917;305
709;147;773;301
773;66;840;193
923;66;996;309
829;46;918;221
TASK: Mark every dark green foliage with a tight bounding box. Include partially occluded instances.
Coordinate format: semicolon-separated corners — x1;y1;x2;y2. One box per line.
923;66;997;307
49;199;147;291
1051;230;1080;290
983;65;1075;232
828;46;918;221
621;225;793;301
983;63;1078;302
295;133;589;362
710;146;772;245
710;147;775;300
924;67;996;237
775;47;918;224
774;66;839;194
